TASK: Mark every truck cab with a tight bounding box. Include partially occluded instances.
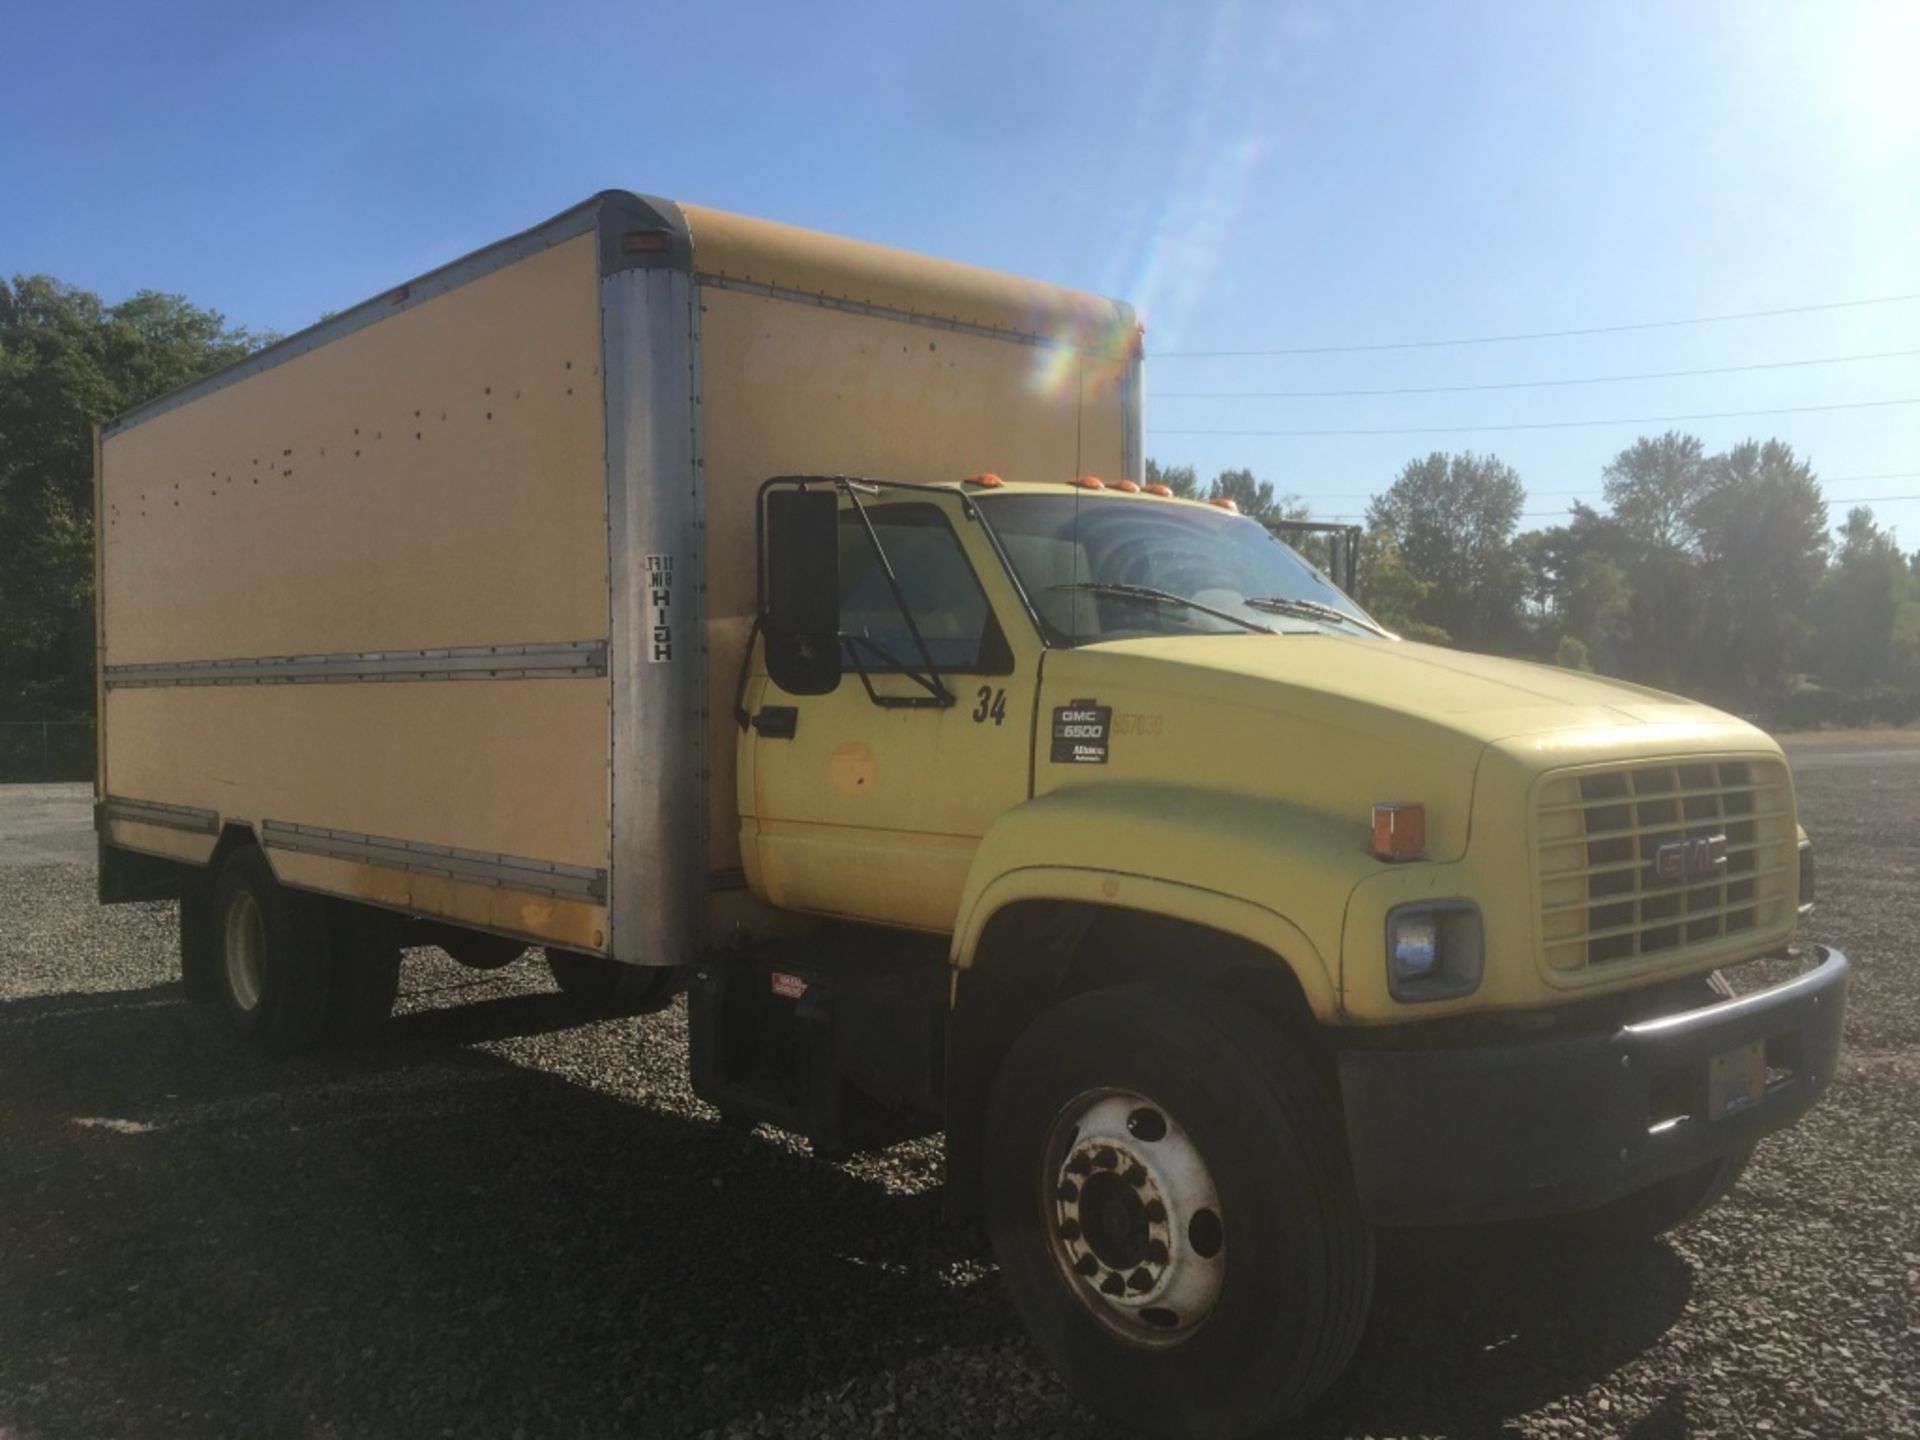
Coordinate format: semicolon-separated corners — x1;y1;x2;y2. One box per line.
713;471;1846;1438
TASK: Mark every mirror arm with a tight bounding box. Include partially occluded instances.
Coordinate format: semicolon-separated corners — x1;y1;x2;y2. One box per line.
841;633;953;710
839;482;956;708
732;613;764;730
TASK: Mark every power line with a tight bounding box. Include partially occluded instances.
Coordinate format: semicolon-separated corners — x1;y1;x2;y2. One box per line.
1152;396;1920;438
1267;471;1920;500
1516;493;1920;519
1153;291;1920;358
1150;348;1920;399
1304;493;1920;522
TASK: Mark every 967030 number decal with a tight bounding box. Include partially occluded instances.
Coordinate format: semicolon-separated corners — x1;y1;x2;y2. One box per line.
973;686;1009;725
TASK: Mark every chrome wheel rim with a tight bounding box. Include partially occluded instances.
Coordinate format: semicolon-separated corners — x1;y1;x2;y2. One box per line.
1044;1088;1226;1347
224;891;266;1012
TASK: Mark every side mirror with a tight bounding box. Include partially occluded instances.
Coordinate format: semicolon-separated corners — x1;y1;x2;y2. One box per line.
762;488;841;696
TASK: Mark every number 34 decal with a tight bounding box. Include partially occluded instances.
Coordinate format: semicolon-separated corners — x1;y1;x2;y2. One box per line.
972;686;1009;726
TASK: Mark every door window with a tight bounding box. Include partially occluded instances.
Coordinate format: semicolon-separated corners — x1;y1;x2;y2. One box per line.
839;503;1009;673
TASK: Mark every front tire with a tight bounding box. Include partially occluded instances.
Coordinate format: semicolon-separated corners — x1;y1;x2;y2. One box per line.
984;985;1373;1440
210;847;331;1053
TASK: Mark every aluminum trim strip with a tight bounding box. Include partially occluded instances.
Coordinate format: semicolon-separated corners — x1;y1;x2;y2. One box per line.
260;820;606;903
695;272;1126;356
603;263;708;964
103;796;221;835
106;641;607;689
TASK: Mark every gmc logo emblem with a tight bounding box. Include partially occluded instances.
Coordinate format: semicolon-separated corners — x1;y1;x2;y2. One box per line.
1654;834;1728;886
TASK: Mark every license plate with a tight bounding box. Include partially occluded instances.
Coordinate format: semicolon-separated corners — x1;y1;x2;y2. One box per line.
1708;1040;1766;1120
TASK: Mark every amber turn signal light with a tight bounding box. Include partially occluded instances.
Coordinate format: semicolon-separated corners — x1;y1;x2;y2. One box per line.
621;229;674;253
1371;802;1425;860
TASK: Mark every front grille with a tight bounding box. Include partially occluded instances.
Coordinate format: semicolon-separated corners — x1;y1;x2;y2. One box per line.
1534;757;1796;975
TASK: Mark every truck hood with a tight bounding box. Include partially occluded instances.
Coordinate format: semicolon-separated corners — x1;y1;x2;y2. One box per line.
1078;633;1730;746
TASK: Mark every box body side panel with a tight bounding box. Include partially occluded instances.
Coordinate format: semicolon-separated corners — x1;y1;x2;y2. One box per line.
98;231;613;947
100;232;608;661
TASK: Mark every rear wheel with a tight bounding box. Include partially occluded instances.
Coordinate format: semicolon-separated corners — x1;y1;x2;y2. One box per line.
546;949;681;1014
984;985;1373;1440
211;847;331;1053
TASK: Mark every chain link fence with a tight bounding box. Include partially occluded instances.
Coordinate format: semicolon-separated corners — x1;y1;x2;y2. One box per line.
0;722;96;782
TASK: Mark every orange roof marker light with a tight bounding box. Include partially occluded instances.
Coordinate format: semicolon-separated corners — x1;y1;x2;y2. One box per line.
1208;497;1239;512
1143;483;1174;497
1371;802;1426;861
1110;478;1141;493
963;473;1005;488
1069;474;1105;490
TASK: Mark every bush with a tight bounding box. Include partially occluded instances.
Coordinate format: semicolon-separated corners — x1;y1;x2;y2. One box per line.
1553;635;1594;672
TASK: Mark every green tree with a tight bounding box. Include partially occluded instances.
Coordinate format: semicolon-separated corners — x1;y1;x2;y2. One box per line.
1690;439;1828;706
0;277;263;717
1204;467;1306;527
1522;506;1635;673
1366;451;1526;650
1599;431;1712;690
1355;527;1448;644
1814;507;1910;689
1554;634;1593;671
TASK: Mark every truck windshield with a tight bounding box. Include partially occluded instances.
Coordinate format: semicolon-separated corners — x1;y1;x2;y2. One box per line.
974;494;1387;646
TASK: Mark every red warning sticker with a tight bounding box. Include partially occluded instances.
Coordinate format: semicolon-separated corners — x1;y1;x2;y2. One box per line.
769;971;809;999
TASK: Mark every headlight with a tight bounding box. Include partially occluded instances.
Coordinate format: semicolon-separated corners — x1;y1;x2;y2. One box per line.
1387;902;1483;1001
1798;838;1815;916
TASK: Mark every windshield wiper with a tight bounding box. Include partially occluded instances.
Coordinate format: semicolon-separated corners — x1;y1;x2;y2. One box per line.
1050;582;1275;636
1241;595;1392;638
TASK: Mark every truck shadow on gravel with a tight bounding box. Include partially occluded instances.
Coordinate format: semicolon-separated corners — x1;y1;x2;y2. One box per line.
1;980;1694;1440
1298;1225;1695;1439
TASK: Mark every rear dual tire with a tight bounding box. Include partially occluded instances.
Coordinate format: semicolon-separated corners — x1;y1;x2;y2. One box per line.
206;846;399;1051
210;847;333;1053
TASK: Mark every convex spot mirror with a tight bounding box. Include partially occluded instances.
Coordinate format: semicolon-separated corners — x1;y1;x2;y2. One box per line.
763;488;841;696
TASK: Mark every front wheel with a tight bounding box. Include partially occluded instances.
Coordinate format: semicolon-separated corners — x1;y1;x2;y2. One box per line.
984;985;1374;1440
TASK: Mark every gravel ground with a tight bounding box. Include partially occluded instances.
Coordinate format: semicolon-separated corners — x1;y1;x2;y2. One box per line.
1;760;1915;1440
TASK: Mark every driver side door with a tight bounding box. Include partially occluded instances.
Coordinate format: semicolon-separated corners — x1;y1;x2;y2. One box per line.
741;495;1038;933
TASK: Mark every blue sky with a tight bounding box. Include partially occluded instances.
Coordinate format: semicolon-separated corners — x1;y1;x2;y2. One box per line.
5;0;1916;543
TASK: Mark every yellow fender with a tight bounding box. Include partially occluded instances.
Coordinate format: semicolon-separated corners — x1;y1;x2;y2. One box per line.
950;784;1384;1022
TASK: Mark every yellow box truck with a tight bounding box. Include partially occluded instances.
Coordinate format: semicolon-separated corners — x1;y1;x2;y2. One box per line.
94;191;1847;1439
